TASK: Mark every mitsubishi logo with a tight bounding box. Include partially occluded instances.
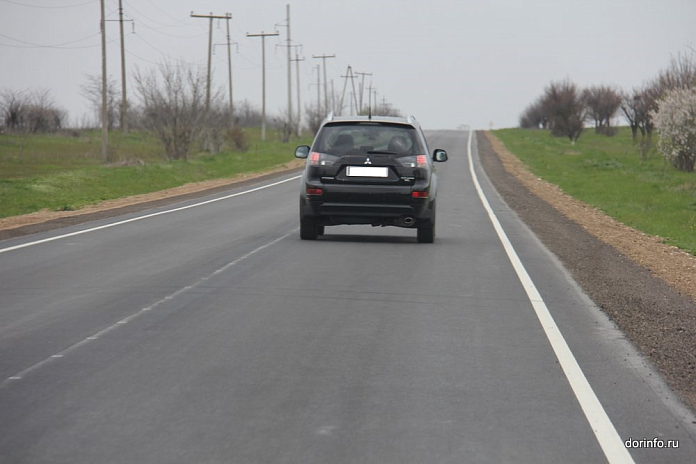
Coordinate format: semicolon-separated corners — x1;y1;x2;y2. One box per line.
364;157;372;165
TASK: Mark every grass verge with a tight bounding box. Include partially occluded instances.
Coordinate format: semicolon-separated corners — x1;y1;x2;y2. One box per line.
0;128;312;219
493;127;696;255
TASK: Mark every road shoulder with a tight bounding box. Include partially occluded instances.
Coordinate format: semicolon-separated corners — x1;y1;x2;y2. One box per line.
477;130;696;414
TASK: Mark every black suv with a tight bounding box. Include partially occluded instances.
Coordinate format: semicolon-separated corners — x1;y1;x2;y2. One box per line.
295;115;447;242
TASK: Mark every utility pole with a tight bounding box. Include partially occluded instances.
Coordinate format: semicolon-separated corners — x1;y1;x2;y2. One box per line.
355;71;372;114
117;0;128;135
331;80;336;114
247;31;279;141
314;65;321;116
340;66;359;115
191;12;230;112
106;0;133;135
214;14;235;125
366;83;377;115
339;66;351;115
291;51;304;136
99;0;108;162
287;5;292;127
312;54;335;115
224;14;234;124
275;5;295;133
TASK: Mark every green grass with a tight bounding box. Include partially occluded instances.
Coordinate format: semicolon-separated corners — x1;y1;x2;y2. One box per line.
493;127;696;254
0;128;313;218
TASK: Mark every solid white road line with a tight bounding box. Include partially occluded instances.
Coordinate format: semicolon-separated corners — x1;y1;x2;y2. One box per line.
0;175;302;254
466;130;635;464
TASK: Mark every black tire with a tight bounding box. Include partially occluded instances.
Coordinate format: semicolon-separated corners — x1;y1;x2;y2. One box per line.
317;225;325;236
417;202;436;243
417;223;435;243
300;222;319;240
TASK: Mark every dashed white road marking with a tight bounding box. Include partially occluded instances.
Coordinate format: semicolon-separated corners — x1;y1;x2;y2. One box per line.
1;230;296;388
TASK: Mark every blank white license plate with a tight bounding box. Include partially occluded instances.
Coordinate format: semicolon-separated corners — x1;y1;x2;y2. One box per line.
346;166;389;178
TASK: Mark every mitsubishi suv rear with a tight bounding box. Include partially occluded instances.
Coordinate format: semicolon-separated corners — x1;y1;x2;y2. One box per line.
294;114;447;243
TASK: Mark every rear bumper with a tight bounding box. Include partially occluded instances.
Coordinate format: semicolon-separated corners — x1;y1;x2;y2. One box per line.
300;198;434;227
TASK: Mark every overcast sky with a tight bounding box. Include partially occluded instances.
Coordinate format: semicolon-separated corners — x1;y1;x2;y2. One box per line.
1;0;695;130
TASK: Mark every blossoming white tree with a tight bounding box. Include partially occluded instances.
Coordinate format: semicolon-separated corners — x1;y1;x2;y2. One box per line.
652;87;696;172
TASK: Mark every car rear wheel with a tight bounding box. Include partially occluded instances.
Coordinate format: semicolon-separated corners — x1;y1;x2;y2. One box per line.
417;202;436;243
300;222;319;240
417;223;435;243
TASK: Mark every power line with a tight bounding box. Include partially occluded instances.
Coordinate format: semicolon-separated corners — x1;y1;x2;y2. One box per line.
143;0;190;26
0;31;101;49
132;23;207;40
0;0;96;9
123;0;191;30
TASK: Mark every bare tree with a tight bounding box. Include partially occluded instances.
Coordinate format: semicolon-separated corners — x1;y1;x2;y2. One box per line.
80;74;119;130
1;88;66;134
305;102;323;135
234;100;262;127
543;79;586;143
200;102;231;154
272;107;293;143
519;96;550;129
654;52;696;93
374;100;402;117
133;62;215;160
621;85;660;158
582;85;621;135
1;89;26;132
621;53;695;143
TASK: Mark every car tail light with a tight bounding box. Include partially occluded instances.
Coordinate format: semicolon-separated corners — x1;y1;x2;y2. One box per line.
306;188;323;196
416;155;427;168
309;152;338;166
412;191;428;199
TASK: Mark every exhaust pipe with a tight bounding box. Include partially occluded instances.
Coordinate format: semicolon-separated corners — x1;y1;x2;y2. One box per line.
401;216;416;227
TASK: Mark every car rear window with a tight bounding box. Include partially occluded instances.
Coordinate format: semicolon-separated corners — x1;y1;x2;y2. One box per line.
314;122;425;157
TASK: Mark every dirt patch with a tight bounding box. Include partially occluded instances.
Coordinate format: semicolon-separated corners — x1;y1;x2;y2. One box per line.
478;131;696;412
0;160;304;240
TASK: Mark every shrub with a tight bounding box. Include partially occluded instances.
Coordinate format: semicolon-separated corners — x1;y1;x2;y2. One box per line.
226;126;249;152
652;87;696;172
133;62;213;161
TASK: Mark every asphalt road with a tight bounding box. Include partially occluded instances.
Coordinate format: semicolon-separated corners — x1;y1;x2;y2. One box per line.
1;130;695;463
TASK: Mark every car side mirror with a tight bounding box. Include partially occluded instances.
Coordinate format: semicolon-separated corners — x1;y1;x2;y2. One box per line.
295;145;310;159
432;149;448;162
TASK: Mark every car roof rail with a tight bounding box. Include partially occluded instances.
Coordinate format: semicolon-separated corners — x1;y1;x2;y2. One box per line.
320;112;335;127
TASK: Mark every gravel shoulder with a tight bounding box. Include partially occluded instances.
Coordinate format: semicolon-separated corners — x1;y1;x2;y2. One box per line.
478;131;696;413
